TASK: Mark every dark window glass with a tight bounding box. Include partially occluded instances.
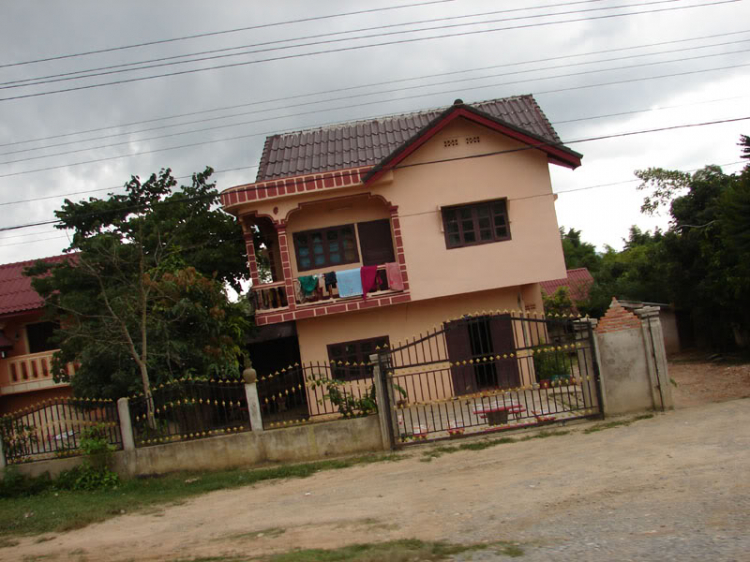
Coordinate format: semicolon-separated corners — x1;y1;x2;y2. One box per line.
293;225;360;272
441;199;511;249
26;322;58;354
327;336;389;381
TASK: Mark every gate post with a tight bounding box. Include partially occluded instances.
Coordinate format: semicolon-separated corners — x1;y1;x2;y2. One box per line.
117;397;136;452
371;352;396;451
634;306;673;411
573;318;605;416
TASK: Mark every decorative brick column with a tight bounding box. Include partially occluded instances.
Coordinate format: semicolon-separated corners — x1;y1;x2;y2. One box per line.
243;231;260;286
389;207;410;292
276;223;296;310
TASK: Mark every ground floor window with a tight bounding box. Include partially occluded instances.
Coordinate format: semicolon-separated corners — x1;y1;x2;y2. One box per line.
327;336;390;381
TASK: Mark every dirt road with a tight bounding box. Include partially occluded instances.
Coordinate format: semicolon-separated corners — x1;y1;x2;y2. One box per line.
4;393;748;562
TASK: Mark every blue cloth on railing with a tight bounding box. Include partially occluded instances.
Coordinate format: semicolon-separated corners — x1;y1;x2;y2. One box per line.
336;268;363;298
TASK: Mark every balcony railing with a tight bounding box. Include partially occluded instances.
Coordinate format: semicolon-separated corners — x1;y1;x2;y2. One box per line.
4;350;74;391
294;265;401;306
252;281;290;313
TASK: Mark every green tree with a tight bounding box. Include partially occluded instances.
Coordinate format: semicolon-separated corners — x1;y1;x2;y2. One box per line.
26;168;253;400
560;227;601;274
635;144;750;349
541;286;575;317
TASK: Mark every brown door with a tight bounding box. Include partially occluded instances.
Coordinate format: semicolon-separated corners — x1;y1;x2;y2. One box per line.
445;318;478;396
489;315;521;388
357;219;395;266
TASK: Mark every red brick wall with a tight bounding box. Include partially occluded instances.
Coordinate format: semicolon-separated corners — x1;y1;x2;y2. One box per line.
596;298;642;333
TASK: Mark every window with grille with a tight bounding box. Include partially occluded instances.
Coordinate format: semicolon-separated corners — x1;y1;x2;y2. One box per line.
293;225;359;271
327;336;389;381
442;199;510;249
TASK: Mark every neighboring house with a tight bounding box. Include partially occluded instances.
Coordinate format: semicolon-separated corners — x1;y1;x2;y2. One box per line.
220;95;582;387
0;256;73;415
539;267;595;312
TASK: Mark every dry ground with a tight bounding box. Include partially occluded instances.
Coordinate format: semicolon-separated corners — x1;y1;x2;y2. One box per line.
2;358;749;562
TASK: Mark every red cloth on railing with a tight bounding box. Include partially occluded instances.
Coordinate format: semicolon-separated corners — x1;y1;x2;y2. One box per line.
360;266;379;300
385;262;404;291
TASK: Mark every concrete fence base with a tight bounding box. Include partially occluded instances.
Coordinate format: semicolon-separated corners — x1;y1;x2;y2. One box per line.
11;415;384;480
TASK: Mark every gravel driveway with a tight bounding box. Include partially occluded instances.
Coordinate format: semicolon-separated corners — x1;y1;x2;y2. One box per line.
4;393;748;562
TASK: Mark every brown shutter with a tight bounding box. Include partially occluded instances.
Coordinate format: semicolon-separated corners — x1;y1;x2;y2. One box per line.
444;319;477;396
357;219;395;266
489;315;520;388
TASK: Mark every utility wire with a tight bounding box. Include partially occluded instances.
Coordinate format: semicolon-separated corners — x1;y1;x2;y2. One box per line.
3;160;746;248
2;57;748;179
2;91;748;208
0;0;457;69
0;0;737;103
1;0;606;88
3;35;749;160
3;44;749;166
1;115;748;234
5;28;747;151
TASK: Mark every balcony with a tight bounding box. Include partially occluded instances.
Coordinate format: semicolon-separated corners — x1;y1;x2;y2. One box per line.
2;350;74;395
252;264;410;325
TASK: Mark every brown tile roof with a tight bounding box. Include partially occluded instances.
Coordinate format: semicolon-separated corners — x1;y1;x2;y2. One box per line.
256;95;567;182
0;254;71;318
539;268;595;303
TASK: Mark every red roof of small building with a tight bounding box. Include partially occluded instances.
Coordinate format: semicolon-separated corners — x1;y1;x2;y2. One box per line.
539;268;594;303
0;254;71;318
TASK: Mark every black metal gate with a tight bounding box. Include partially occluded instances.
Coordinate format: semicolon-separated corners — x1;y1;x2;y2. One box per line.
377;312;603;445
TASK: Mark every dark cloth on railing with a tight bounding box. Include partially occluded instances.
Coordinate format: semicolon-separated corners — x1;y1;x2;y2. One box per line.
360;266;379;300
324;271;337;288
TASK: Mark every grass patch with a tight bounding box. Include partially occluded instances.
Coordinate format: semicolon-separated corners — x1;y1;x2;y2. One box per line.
584;414;654;434
263;538;523;561
0;454;402;538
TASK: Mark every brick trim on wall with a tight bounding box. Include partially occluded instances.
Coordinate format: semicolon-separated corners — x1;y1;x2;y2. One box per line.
220;166;374;209
596;298;642;333
255;292;412;325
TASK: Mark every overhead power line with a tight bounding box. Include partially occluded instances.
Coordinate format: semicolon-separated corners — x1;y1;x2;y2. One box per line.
2;159;746;248
0;0;457;69
2;43;748;166
0;0;737;103
4;28;748;153
3;35;749;161
2;91;748;209
1;115;748;234
2;56;748;179
2;0;607;88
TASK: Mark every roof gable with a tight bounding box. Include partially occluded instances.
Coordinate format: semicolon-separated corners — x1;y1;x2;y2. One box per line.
363;101;582;185
255;95;579;182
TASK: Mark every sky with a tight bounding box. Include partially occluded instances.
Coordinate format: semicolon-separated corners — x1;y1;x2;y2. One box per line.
1;0;749;267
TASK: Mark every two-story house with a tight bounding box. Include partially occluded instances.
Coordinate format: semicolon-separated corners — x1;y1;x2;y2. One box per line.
221;96;582;392
0;256;73;414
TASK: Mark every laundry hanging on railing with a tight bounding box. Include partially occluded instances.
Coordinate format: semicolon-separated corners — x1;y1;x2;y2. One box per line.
360;266;379;300
385;262;404;291
336;268;364;298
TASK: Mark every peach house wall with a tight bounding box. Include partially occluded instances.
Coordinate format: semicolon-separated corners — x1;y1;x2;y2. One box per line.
229;118;567;305
295;285;541;406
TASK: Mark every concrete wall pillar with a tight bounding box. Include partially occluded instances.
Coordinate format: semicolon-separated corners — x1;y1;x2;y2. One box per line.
117;397;135;452
244;383;264;432
371;352;395;451
573;318;603;414
634;306;673;410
